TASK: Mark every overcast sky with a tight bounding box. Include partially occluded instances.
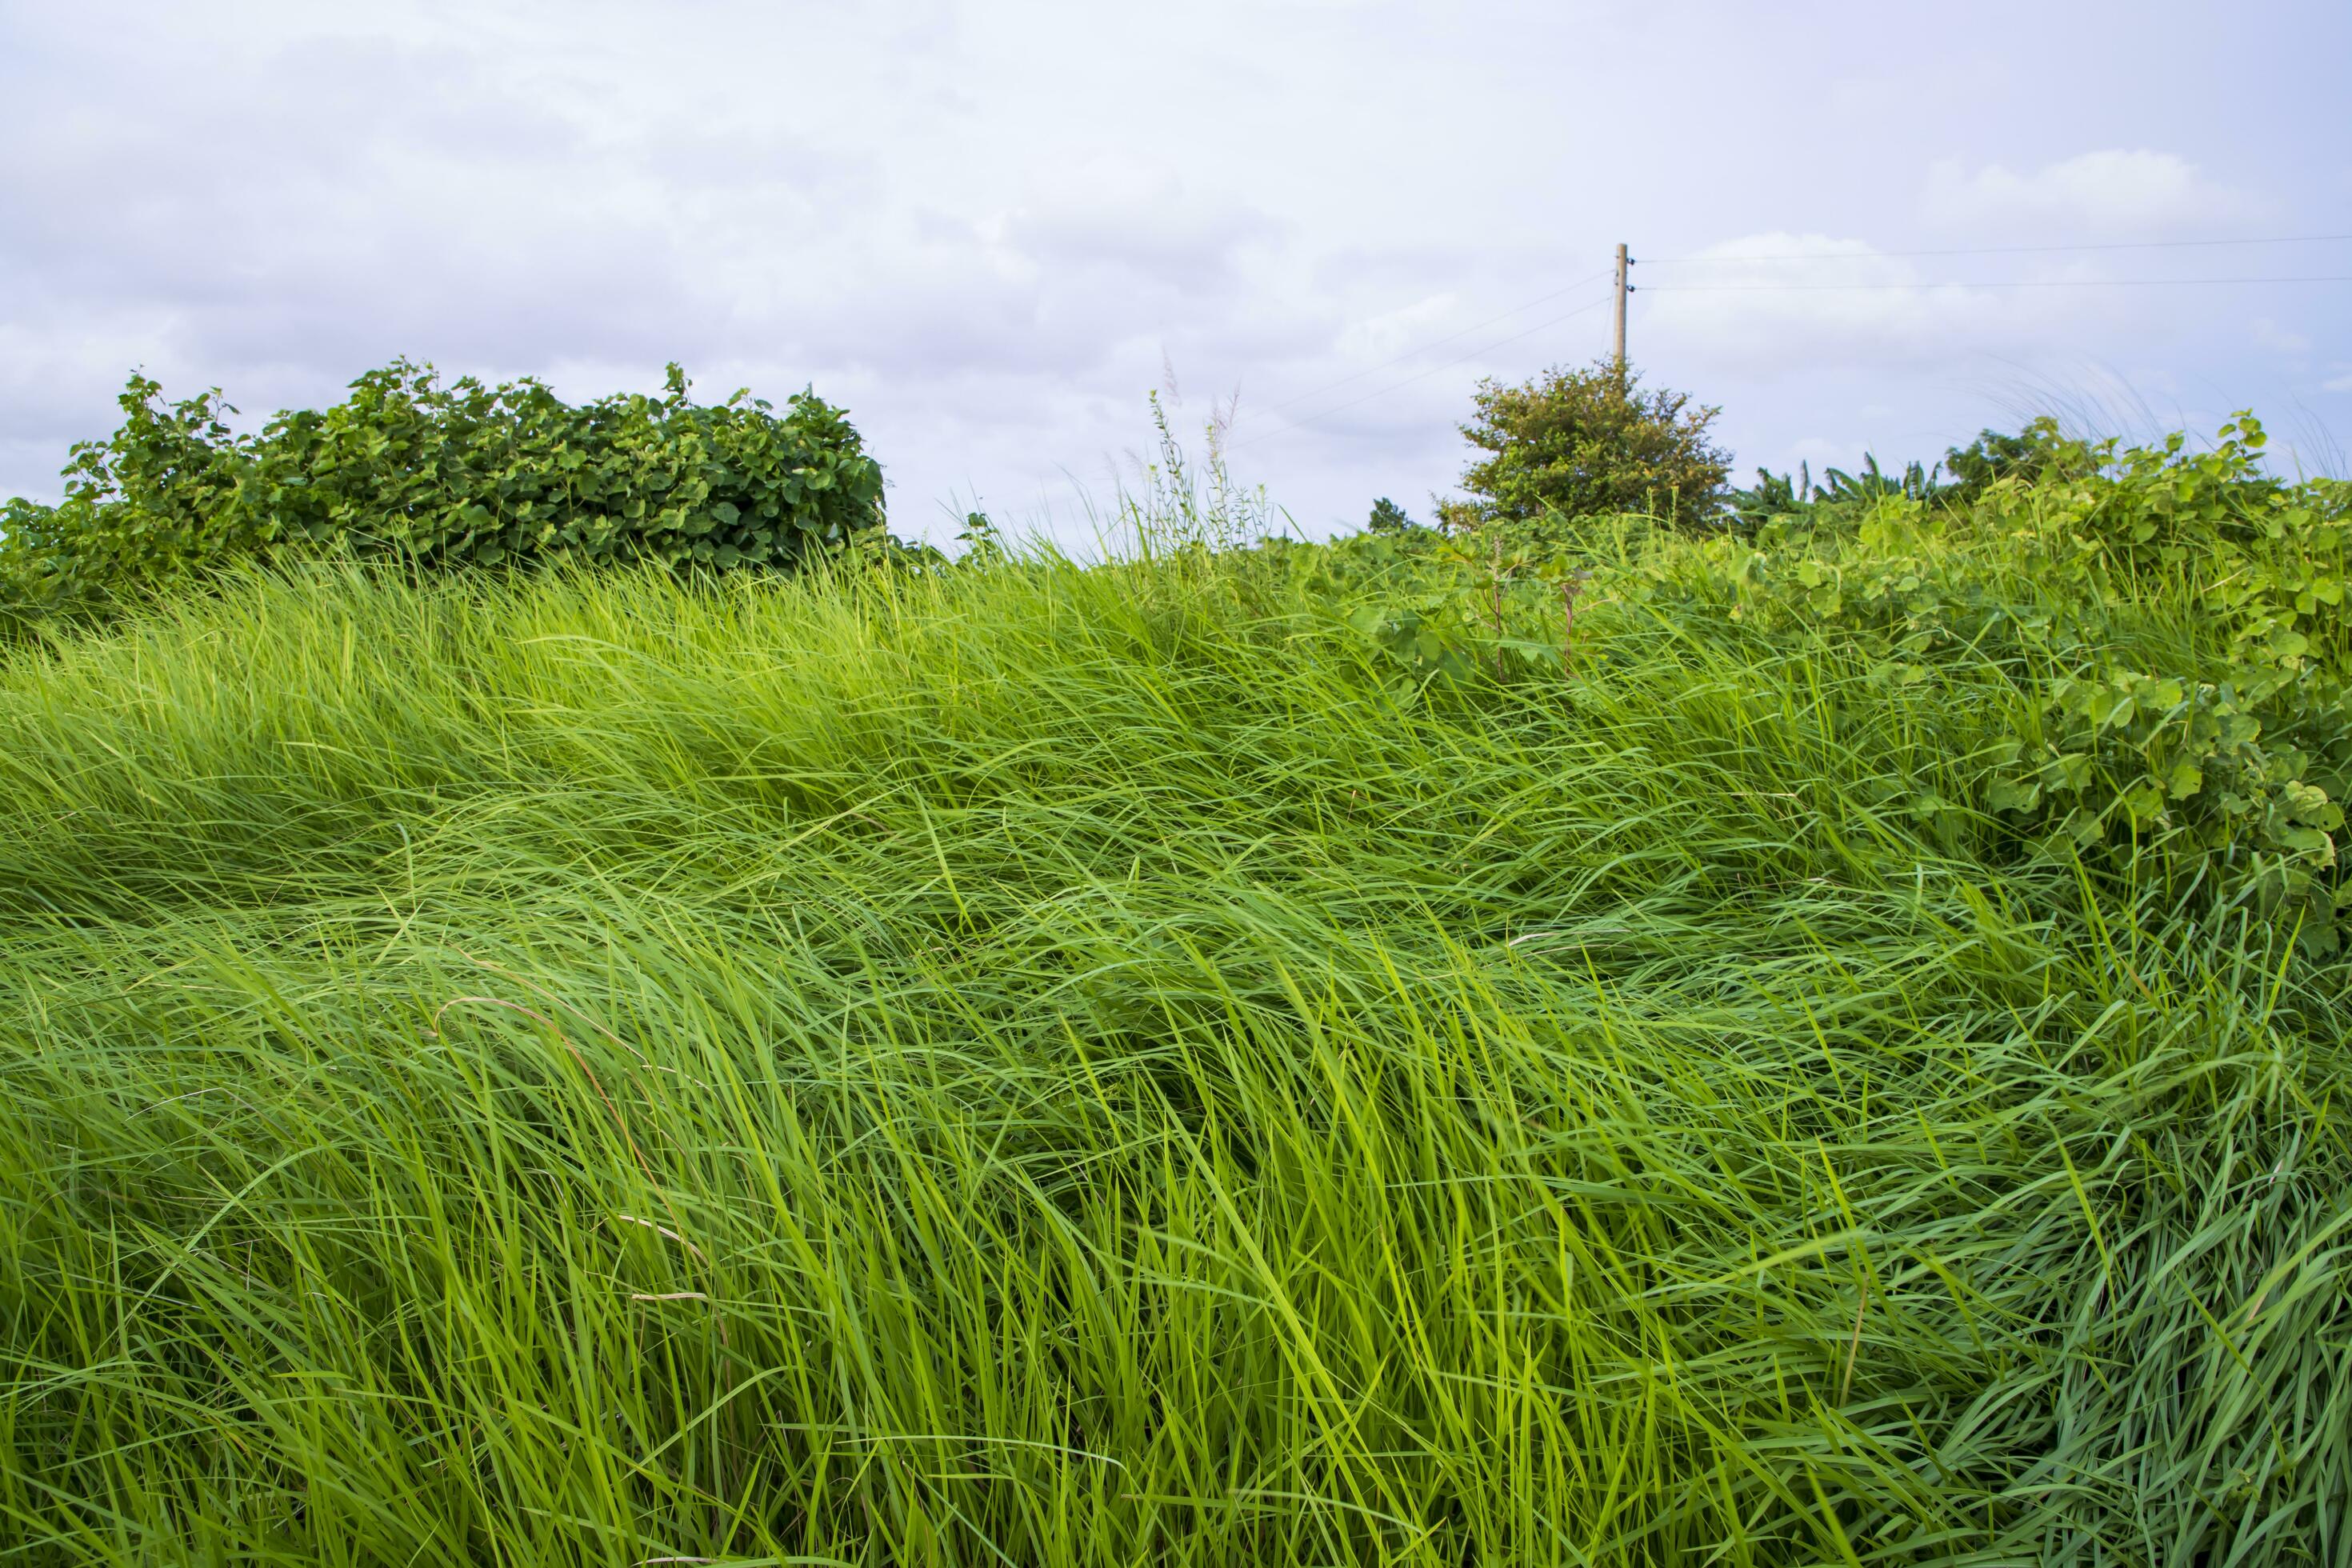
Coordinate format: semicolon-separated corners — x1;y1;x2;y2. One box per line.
5;0;2348;543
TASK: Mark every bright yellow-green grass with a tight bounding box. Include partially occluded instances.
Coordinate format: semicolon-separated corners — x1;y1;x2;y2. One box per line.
0;536;2345;1565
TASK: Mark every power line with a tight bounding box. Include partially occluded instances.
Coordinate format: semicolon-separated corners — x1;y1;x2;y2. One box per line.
1254;270;1612;418
1640;274;2352;292
1642;233;2352;264
1230;296;1611;452
1224;241;2350;456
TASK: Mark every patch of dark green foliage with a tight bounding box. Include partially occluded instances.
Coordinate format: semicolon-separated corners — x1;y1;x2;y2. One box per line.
0;360;891;634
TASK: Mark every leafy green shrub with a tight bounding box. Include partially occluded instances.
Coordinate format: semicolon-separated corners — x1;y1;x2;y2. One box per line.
1337;410;2348;944
1452;360;1730;536
1705;414;2349;947
1;361;886;631
1938;425;2050;502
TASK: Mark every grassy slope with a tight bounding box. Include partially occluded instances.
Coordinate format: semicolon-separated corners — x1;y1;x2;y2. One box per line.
0;542;2345;1566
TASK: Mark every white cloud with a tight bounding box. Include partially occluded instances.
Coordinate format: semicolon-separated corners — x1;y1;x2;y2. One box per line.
1636;231;2099;375
1921;150;2257;238
2324;370;2352;394
1337;294;1465;361
2253;318;2313;356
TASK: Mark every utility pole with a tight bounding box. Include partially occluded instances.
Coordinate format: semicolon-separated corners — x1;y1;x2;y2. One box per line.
1611;242;1631;378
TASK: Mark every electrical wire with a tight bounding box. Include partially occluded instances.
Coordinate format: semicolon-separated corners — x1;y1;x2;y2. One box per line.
1221;235;2349;454
1253;270;1613;418
1641;233;2352;264
1640;275;2352;292
1230;295;1612;452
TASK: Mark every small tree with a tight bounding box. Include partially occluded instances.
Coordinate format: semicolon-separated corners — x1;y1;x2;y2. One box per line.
1366;497;1420;534
1939;425;2051;504
1455;360;1730;534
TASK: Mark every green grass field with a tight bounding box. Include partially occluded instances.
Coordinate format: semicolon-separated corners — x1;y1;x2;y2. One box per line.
2;485;2347;1562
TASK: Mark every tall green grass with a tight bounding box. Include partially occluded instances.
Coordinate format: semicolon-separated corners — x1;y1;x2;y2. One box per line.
0;541;2345;1565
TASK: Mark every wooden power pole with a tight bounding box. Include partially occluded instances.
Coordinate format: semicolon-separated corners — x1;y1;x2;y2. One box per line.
1611;243;1630;377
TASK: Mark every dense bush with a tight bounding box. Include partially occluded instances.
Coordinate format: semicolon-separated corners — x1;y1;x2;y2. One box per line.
1450;359;1730;535
1338;413;2350;949
0;361;886;630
